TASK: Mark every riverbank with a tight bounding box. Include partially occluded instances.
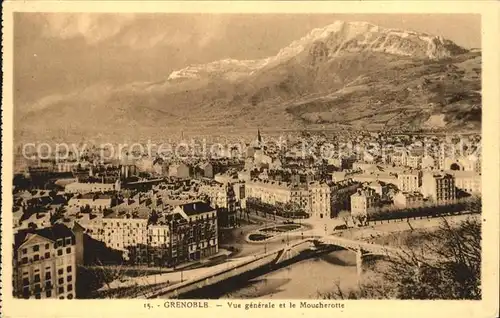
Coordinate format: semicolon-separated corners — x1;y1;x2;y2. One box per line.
221;249;359;299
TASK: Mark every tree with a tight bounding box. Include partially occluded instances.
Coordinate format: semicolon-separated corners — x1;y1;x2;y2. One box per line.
321;216;481;300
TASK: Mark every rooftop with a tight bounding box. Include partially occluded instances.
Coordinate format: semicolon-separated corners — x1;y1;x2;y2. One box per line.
14;223;75;250
105;206;151;219
177;201;215;216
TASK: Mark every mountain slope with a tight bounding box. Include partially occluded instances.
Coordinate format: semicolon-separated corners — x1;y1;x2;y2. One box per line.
15;21;481;141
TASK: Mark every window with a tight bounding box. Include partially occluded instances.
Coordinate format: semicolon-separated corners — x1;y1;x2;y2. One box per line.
58;278;64;284
21;257;28;264
58;268;63;275
45;272;51;280
35;293;41;299
22;278;29;286
58;286;64;294
33;245;39;252
33;255;40;261
45;243;50;250
67;276;72;283
57;249;63;256
46;290;52;298
23;287;30;299
59;296;64;299
65;237;72;245
67;284;73;292
67;294;74;300
44;252;50;258
34;274;40;283
66;266;72;273
66;247;71;254
22;248;27;254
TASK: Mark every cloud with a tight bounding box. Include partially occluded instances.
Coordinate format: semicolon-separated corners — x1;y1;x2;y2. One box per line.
19;83;117;115
39;13;228;50
40;13;136;44
116;28;193;50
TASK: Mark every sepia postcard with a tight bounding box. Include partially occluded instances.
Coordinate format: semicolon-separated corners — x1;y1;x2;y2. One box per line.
1;1;499;318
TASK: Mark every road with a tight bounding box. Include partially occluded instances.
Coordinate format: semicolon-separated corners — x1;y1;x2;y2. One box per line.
334;213;479;242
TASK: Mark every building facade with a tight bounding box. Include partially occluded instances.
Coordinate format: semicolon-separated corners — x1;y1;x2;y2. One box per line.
350;188;380;218
449;171;481;195
308;182;331;219
13;224;79;300
393;191;424;208
64;180;121;194
79;202;218;266
421;172;456;202
397;170;422;192
245;179;292;205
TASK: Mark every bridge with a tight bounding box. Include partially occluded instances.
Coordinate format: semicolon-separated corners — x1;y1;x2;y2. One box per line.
141;235;402;299
274;235;402;275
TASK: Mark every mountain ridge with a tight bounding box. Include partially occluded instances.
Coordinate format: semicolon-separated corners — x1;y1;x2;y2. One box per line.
167;20;469;82
15;21;481;142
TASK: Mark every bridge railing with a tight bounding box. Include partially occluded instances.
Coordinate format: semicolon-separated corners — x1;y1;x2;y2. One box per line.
319;235;402;256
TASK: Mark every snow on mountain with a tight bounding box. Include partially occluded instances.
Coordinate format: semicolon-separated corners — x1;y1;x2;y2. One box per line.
167;21;468;81
167;58;268;81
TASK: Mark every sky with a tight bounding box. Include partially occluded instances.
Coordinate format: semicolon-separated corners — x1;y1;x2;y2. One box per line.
14;13;481;111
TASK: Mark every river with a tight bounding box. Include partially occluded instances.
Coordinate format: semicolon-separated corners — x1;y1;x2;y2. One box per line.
220;250;359;299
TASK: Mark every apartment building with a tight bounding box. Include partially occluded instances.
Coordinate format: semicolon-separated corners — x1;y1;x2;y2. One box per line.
199;182;236;211
245;179;292;205
147;223;171;266
232;182;246;209
391;151;408;167
393;191;424;208
168;163;191;179
170;202;218;263
330;179;361;217
421;172;456;202
397;170;422;192
308;182;331;219
13;224;80;299
406;154;421;169
199;182;238;228
290;186;310;215
79;202;218;266
64;180;121;194
350;188;380;217
448;170;481;195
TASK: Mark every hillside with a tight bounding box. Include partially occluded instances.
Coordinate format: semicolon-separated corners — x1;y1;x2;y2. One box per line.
15;21;481;142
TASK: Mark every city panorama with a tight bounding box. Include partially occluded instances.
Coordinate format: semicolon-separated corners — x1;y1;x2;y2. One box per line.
11;13;482;300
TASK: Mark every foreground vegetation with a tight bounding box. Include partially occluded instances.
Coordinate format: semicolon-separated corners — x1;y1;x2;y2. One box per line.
321;216;481;299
